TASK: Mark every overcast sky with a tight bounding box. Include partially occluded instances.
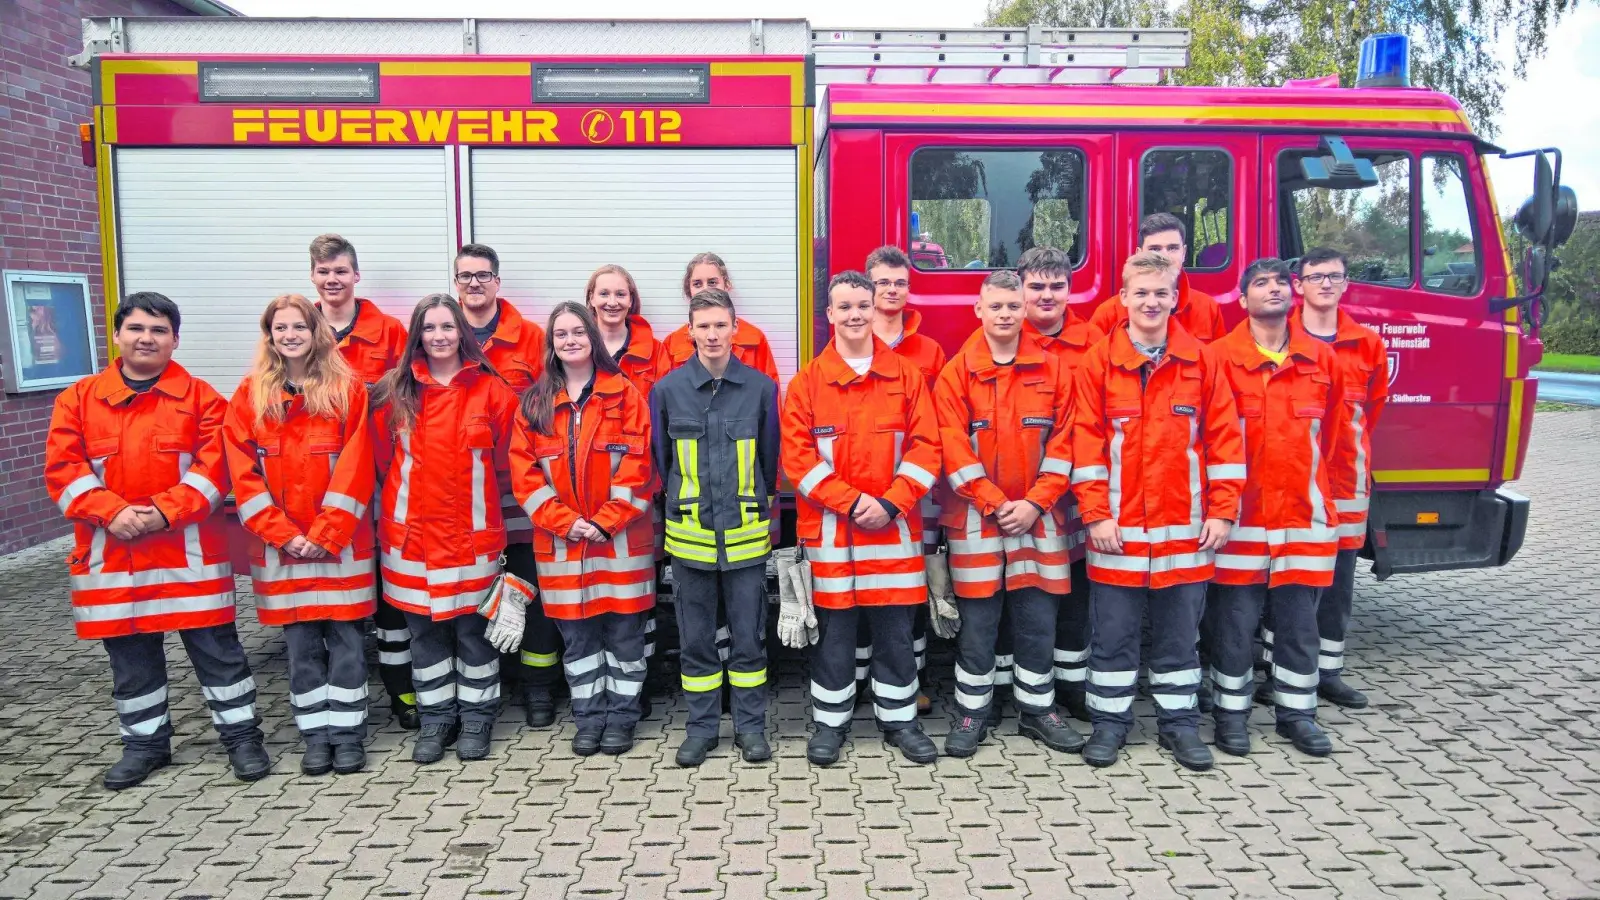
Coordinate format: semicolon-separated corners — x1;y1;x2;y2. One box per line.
230;0;1599;215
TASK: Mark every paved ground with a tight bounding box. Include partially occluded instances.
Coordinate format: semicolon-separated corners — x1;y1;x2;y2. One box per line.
2;410;1598;900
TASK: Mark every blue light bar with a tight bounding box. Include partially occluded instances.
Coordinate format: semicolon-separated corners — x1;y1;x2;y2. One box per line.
1357;33;1410;88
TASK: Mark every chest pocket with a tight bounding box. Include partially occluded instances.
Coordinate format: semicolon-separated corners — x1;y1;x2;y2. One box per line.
1169;367;1204;419
1294;372;1332;418
1105;381;1144;420
463;417;496;452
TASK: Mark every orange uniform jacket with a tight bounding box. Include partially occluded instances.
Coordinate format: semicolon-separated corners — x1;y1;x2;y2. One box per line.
223;377;377;626
510;370;657;619
1296;309;1387;550
783;338;942;609
373;361;519;620
46;362;234;639
935;330;1076;598
1213;321;1346;588
477;299;547;544
1071;324;1245;589
325;298;408;386
665;318;781;383
612;315;672;559
1090;274;1229;344
1025;314;1101;563
888;308;949;552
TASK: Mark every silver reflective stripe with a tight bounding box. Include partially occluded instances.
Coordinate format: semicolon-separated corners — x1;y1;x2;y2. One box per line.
1054;648;1089;664
605;652;648;674
379;650;411;665
565;652;604;677
115;686;168;715
1071;465;1108;484
1108;419;1126;525
814;571;925;593
1336;523;1365;539
183;524;204;572
1086;551;1150;572
522;485;557;517
1206;463;1246;480
291;684;369;706
323;491;366;517
1120;523;1203;544
1319;654;1344;670
471;449;487;532
608;677;643;697
1335;497;1370;514
1088;669;1137;687
569;678;607;700
1215;553;1269;570
1308;420;1329;527
1149;668;1202;686
1155;693;1198;710
413;658;454;681
121;714;169;737
458;683;500;704
814;707;852;727
1273;666;1319;689
874;703;916;722
1039;457;1071;476
810;680;854;704
72;591;234;622
1351;403;1368;501
947;463;986;489
1214;692;1253;711
1013;666;1053;688
1319;638;1344;652
458;659;499;680
296;710;367;730
1273;690;1318;710
237;492;274;522
1087;694;1133;713
58;474;104;513
201;677;257;703
381;549;498;584
798;462;833;497
1150;551;1212;574
416;684;456;705
1229;525;1339;544
1210;668;1252;690
957;690;989;710
897;462;936;490
1186;415;1203;534
211;705;256;725
393;432;413;524
181;471;224;511
871;679;917;701
1270;554;1338;574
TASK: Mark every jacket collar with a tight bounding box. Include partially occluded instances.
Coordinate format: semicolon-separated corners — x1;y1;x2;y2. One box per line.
483;298;529;348
684;351;750;388
322;298;387;347
555;367;628;407
817;335;897;385
410;356;486;387
620;314;657;362
1107;320;1203;371
1222;318;1323;371
1024;311;1094;349
733;318;765;348
959;328;1047;376
93;359;191;402
1294;305;1368;344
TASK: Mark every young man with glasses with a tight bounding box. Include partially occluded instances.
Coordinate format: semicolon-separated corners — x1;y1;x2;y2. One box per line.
865;246;946;714
1291;247;1387;711
452;244;560;728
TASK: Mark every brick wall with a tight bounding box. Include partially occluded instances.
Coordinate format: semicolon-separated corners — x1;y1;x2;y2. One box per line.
0;0;198;555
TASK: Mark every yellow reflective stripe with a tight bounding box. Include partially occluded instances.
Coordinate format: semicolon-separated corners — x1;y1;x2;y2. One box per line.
664;519;718;541
398;693;417;706
725;519;770;541
736;438;756;497
676;439;700;501
520;651;560;668
682;671;725;692
728;668;768;688
725;538;772;563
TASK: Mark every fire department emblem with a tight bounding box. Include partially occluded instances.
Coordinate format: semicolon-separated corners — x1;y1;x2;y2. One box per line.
581;110;614;144
1387;351;1400;387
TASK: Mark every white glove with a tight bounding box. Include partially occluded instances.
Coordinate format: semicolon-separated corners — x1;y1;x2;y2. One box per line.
480;570;535;654
926;550;960;639
775;548;810;649
792;552;818;645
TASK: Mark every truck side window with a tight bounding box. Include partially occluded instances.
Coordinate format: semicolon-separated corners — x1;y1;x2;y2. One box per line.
909;148;1087;270
1279;150;1412;288
1420;153;1481;296
1141;148;1233;270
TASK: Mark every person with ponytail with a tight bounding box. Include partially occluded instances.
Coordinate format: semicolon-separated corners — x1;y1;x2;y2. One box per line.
370;294;519;765
223;293;376;776
511;302;657;757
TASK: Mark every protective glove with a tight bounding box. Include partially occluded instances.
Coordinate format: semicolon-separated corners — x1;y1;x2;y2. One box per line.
479;568;537;654
775;547;810;649
792;551;818;645
925;549;960;639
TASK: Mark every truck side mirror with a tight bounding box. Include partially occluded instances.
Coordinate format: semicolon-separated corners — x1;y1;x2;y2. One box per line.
1299;136;1379;189
1551;185;1579;246
1514;154;1554;244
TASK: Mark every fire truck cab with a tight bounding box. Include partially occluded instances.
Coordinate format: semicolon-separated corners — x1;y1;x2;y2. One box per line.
77;17;1572;578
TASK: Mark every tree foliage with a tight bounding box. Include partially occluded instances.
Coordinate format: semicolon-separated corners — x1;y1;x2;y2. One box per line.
982;0;1583;135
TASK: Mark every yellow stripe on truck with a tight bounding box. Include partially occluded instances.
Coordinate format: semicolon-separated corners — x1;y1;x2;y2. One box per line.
830;101;1468;126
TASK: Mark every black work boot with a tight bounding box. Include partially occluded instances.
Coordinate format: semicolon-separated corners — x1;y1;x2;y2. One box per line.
883;725;938;765
413;722;459;764
676;736;719;767
1318;676;1369;709
600;725;635;756
1158;729;1215;772
103;749;171;791
228;740;272;782
1080;728;1124;768
1276;720;1333;757
806;726;849;766
456;721;492;760
301;740;334;777
332;742;365;774
522;683;555;728
1019;712;1087;753
943;713;989;758
734;732;772;763
1214;716;1252;757
572;727;604;757
390;698;421;731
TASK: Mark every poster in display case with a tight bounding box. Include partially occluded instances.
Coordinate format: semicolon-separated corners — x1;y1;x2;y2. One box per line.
2;271;99;393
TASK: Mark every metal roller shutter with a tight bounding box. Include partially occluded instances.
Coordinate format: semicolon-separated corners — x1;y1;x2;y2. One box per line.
114;148;454;397
469;148;800;380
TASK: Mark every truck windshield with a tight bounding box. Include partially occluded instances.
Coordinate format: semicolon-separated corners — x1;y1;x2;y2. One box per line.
909;148;1087;270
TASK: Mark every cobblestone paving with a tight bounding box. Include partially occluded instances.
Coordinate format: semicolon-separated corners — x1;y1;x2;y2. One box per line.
1;410;1597;900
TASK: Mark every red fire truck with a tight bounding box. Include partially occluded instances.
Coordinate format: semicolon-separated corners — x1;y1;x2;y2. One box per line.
76;17;1576;579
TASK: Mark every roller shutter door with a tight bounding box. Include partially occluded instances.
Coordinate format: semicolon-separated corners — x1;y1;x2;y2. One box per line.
114;148;453;397
470;148;800;380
